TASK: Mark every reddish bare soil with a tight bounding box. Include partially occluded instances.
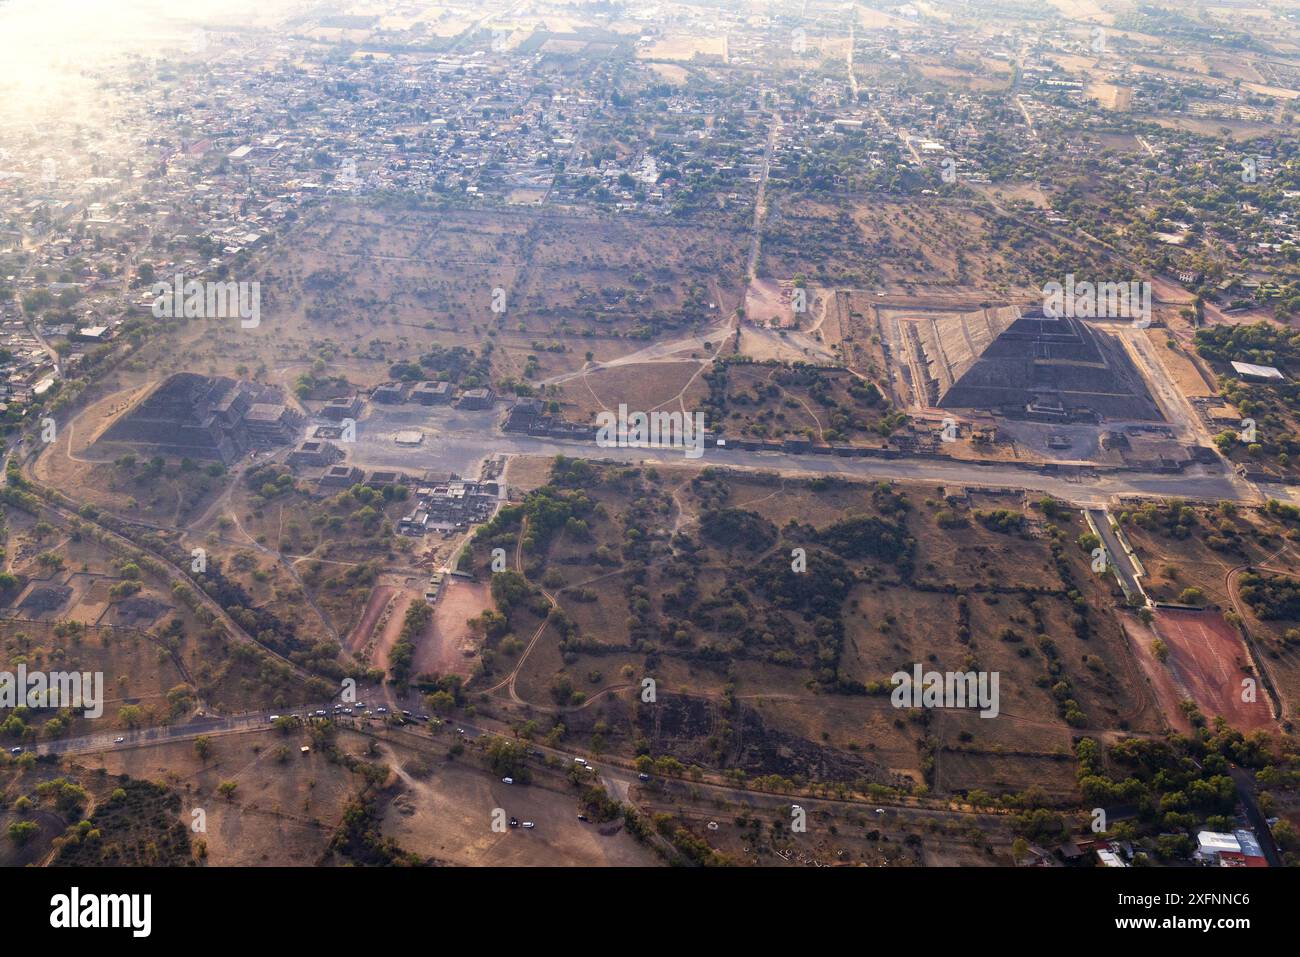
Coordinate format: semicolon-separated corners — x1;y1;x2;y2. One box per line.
1122;619;1194;735
346;585;395;656
1151;608;1277;732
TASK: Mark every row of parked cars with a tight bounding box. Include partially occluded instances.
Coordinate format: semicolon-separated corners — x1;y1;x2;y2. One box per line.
268;704;432;723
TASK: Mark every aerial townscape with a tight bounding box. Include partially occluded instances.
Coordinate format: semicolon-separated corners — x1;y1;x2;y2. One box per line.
2;0;1300;916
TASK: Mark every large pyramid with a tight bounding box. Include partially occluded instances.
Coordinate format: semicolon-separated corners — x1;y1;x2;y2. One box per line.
914;305;1162;421
99;373;297;464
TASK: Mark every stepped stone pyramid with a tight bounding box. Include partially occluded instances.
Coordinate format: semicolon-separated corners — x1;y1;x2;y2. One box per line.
99;373;301;463
915;305;1162;421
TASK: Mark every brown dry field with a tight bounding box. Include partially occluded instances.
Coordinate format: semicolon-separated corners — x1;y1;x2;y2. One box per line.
187;530;338;651
375;735;659;865
646;62;690;85
636;36;727;62
1087;82;1133;112
5;477;312;716
743;277;800;328
913;60;1013;92
936;747;1079;799
762;194;1052;297
78;729;364;865
557;360;709;421
1120;617;1195;736
502;453;556;492
76;204;747;427
734;322;838;364
0;620;188;736
413;576;490;677
356;582;416;675
1147;114;1287;141
1045;0;1111;22
495;465;1166;796
971;182;1053;208
0;504;308;714
8;720;661;866
1149;329;1216;398
638;793;1009;866
713;363;887;444
856;5;920;30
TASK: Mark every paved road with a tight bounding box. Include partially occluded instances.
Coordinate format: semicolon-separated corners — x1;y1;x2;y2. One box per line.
35;710;274;758
1087;507;1143;599
1230;766;1283;868
348;405;1283;508
31;688;422;759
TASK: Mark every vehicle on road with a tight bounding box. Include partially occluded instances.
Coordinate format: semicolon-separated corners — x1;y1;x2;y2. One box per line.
114;737;125;744
521;821;535;829
502;777;514;785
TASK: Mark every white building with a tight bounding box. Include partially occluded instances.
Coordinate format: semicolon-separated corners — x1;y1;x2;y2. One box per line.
1196;830;1240;863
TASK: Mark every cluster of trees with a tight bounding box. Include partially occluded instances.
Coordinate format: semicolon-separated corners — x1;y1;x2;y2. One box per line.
388;600;431;684
699;507;777;551
1198;325;1300;461
390;343;488;387
974;508;1025;534
472;478;595;566
816;513;913;571
1069;724;1288;862
1122;500;1199;539
1238;572;1300;621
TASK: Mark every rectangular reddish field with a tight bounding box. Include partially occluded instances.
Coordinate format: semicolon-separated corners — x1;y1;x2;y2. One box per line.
1152;609;1276;732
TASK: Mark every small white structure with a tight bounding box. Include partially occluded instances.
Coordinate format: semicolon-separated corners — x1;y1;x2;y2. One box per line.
1231;361;1284;382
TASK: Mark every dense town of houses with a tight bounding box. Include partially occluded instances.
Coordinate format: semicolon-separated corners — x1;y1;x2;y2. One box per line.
1;3;1297;430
